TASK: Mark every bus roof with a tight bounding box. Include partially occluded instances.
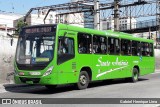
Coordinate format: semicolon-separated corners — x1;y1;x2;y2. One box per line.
23;23;153;43
58;23;154;43
106;30;154;43
57;23;106;36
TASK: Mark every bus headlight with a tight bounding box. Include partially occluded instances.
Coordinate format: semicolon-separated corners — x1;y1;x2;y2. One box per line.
43;66;54;76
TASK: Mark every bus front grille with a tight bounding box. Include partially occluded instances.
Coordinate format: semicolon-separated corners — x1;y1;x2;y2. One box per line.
19;77;40;84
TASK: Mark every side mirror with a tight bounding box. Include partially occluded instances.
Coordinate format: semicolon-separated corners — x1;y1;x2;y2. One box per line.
10;38;13;46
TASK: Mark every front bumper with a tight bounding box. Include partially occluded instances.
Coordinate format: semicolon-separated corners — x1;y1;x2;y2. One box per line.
14;73;58;85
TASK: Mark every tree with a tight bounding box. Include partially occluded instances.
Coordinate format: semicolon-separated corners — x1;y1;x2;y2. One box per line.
15;20;28;35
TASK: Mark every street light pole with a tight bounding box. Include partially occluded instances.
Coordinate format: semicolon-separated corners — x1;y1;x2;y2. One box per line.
94;0;100;30
114;0;120;31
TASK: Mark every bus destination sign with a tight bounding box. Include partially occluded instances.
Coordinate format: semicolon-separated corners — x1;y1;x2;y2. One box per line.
24;26;54;34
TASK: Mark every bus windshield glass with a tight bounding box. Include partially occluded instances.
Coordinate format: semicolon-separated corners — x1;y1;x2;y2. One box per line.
16;26;56;65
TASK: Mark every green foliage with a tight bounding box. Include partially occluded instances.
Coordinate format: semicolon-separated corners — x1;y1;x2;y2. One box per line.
15;20;28;35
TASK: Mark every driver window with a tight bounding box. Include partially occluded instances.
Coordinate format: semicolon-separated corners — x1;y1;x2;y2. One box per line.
57;37;75;65
58;37;74;55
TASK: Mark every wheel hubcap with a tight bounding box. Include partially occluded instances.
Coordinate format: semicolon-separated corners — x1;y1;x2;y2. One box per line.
80;75;87;85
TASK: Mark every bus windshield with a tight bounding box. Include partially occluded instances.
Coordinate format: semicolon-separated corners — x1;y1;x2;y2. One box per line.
16;33;55;65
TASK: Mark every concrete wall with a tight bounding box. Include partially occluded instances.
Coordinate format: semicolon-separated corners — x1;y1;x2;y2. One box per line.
0;37;17;83
155;49;160;70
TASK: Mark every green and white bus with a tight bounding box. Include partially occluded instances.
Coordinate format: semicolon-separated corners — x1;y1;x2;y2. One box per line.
14;23;155;90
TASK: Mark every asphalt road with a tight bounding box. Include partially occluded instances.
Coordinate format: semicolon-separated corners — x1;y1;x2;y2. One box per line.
0;71;160;107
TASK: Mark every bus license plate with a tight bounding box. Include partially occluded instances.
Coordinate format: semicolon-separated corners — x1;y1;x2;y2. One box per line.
26;81;33;84
29;72;41;75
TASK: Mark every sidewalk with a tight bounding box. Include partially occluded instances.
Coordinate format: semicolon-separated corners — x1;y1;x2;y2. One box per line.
155;69;160;72
0;82;30;93
0;82;14;93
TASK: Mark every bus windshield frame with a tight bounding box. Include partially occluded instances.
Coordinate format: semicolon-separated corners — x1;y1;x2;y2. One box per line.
15;25;56;70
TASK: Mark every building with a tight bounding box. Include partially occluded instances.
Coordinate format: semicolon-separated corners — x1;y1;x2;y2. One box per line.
0;13;23;37
56;0;93;28
14;9;84;28
119;17;136;30
14;0;93;29
14;9;57;27
101;17;137;31
25;10;56;26
101;17;114;30
56;0;86;28
0;24;14;37
57;13;84;27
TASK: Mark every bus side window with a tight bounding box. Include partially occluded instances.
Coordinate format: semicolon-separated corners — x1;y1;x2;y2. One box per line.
149;43;154;57
93;35;107;54
137;42;141;56
115;38;120;55
108;37;115;54
121;40;126;55
132;41;138;56
146;43;150;56
108;37;120;55
58;37;74;55
121;39;131;56
142;42;150;56
141;42;144;56
78;33;92;54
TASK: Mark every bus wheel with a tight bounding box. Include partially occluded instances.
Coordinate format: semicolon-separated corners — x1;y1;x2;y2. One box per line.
131;68;139;82
76;71;89;90
45;85;57;90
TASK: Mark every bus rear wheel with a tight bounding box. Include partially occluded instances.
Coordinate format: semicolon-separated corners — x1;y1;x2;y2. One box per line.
45;85;57;90
131;68;139;82
76;71;89;90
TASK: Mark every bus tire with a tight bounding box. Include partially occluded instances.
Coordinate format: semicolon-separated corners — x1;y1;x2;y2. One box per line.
45;85;57;90
131;68;139;83
76;71;89;90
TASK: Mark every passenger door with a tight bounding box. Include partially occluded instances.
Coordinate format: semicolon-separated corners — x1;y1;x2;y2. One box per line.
57;31;77;84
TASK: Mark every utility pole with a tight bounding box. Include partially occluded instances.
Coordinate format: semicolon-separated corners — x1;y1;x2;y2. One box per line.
130;7;132;30
114;0;120;31
94;0;100;30
149;27;151;39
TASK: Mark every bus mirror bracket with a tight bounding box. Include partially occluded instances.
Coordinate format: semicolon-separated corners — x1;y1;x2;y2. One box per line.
62;32;67;44
64;32;67;37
